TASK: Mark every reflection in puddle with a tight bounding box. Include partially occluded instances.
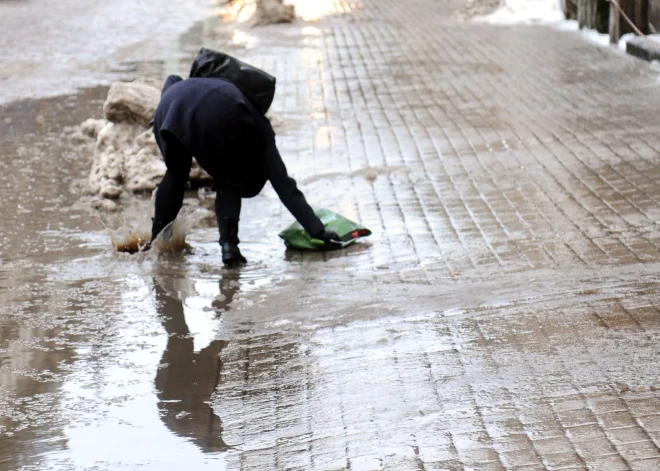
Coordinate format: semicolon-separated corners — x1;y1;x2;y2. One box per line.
231;29;259;49
9;269;245;470
301;26;322;36
153;273;239;453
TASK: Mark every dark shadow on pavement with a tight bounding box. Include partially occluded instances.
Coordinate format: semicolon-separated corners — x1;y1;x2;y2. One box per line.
284;241;372;262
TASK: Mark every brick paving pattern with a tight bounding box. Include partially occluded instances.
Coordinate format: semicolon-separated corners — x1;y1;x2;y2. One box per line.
3;0;660;469
205;0;660;469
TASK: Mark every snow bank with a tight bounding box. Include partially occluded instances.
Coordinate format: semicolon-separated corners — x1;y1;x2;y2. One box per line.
252;0;295;25
555;19;611;46
103;79;162;128
475;0;565;24
473;0;630;50
88;121;168;199
84;79;210;210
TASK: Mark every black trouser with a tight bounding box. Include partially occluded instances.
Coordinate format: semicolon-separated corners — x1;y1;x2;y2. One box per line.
153;138;191;239
215;190;242;245
214;190;241;221
153;134;245;243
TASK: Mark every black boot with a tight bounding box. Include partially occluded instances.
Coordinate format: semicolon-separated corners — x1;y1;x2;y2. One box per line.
218;218;247;266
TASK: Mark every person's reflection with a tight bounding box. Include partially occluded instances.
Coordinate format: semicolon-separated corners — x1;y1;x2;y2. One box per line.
152;270;241;453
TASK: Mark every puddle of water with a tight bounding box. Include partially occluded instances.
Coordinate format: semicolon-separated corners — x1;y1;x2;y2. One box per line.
0;14;249;469
301;164;405;184
106;218;152;254
152;210;202;254
106;208;206;254
24;272;231;470
0;3;377;468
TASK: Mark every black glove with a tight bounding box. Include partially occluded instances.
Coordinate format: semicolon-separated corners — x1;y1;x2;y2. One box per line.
314;229;342;247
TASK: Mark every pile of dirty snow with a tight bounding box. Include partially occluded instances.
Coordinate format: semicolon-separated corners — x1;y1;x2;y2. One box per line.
454;0;501;21
79;78;210;211
224;0;296;26
252;0;295;25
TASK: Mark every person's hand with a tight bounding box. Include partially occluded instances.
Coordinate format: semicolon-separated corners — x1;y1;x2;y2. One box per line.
314;229;342;247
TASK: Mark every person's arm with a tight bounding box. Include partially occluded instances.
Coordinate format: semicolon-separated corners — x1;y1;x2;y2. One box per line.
151;137;193;241
264;142;325;237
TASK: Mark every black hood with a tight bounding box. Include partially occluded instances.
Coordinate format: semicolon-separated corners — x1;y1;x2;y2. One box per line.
162;75;184;95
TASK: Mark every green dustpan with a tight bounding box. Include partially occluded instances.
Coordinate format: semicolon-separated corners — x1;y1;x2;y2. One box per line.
279;208;371;250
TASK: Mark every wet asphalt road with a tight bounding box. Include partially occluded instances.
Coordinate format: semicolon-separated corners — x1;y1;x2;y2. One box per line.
0;0;208;105
5;0;660;470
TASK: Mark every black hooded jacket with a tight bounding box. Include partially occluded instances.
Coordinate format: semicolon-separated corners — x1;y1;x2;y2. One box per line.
153;75;323;236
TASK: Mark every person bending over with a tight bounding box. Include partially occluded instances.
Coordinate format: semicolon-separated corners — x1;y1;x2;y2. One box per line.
149;75;339;265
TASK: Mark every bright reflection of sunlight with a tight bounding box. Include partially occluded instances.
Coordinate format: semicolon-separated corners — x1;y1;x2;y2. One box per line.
222;0;362;24
301;47;327;112
301;47;323;69
315;126;337;149
288;0;348;22
221;0;257;23
237;2;257;23
231;29;259;48
184;279;222;353
301;26;322;36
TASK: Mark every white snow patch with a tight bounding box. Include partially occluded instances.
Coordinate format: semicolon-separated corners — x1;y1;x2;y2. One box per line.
622;33;660;50
556;20;610;47
581;27;611;47
475;0;633;51
618;33;636;50
475;0;565;24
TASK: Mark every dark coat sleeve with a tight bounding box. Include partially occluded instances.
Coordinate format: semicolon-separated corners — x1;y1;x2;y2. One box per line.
264;143;324;236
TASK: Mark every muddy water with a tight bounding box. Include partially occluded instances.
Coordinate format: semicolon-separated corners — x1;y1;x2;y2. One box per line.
0;85;295;468
0;14;349;466
0;2;266;466
9;0;660;468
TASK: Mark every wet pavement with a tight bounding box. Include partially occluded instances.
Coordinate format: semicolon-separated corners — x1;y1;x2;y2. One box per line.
0;0;209;104
4;0;660;470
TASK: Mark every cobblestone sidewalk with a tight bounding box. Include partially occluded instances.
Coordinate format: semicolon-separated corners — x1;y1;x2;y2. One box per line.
205;0;660;470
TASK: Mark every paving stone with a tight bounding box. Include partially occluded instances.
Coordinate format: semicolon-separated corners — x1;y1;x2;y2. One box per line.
17;0;660;469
